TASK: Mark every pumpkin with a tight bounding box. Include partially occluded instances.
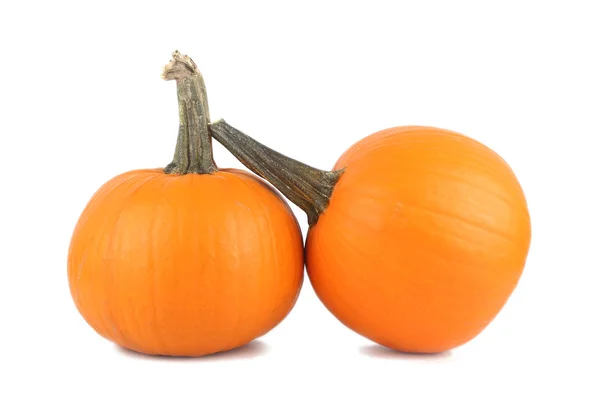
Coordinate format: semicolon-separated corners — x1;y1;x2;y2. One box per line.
67;52;304;357
209;122;531;353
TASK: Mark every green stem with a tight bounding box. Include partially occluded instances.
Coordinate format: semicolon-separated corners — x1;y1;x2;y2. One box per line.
209;120;343;225
163;51;217;175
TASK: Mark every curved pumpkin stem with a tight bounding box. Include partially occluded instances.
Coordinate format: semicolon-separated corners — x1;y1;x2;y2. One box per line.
163;51;217;175
209;120;342;225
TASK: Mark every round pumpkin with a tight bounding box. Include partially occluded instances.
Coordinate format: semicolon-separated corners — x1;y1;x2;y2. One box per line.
68;169;303;356
306;126;530;353
209;122;531;353
68;52;304;356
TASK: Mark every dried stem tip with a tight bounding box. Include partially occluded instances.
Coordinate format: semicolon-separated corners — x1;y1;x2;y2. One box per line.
162;50;199;81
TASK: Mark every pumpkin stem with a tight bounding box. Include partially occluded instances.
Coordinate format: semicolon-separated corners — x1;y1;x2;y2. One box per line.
163;51;217;175
209;120;343;225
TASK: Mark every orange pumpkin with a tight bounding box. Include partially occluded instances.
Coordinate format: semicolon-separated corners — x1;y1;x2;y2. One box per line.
209;123;531;353
68;52;303;356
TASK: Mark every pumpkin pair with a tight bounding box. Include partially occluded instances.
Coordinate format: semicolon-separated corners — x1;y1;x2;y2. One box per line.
68;52;531;356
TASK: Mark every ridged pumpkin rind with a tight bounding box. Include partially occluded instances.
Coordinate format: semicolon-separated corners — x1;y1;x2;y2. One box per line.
306;126;531;353
68;168;304;356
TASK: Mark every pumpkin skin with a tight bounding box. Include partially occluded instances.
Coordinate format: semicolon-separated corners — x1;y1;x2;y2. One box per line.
68;168;303;356
306;126;531;353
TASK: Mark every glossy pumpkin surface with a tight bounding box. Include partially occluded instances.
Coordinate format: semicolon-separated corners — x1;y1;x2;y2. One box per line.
68;168;303;356
306;126;531;353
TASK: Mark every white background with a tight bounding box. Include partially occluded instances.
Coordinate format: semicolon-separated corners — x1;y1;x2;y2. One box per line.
1;1;599;398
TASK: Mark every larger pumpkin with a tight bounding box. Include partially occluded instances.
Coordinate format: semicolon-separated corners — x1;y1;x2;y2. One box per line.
68;52;303;356
209;122;531;353
306;126;530;352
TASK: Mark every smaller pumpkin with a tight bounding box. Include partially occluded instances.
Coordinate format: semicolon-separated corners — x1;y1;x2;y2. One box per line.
67;52;304;356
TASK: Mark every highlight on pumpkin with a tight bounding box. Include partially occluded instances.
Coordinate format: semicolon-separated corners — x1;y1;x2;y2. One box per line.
67;51;304;357
208;119;531;353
